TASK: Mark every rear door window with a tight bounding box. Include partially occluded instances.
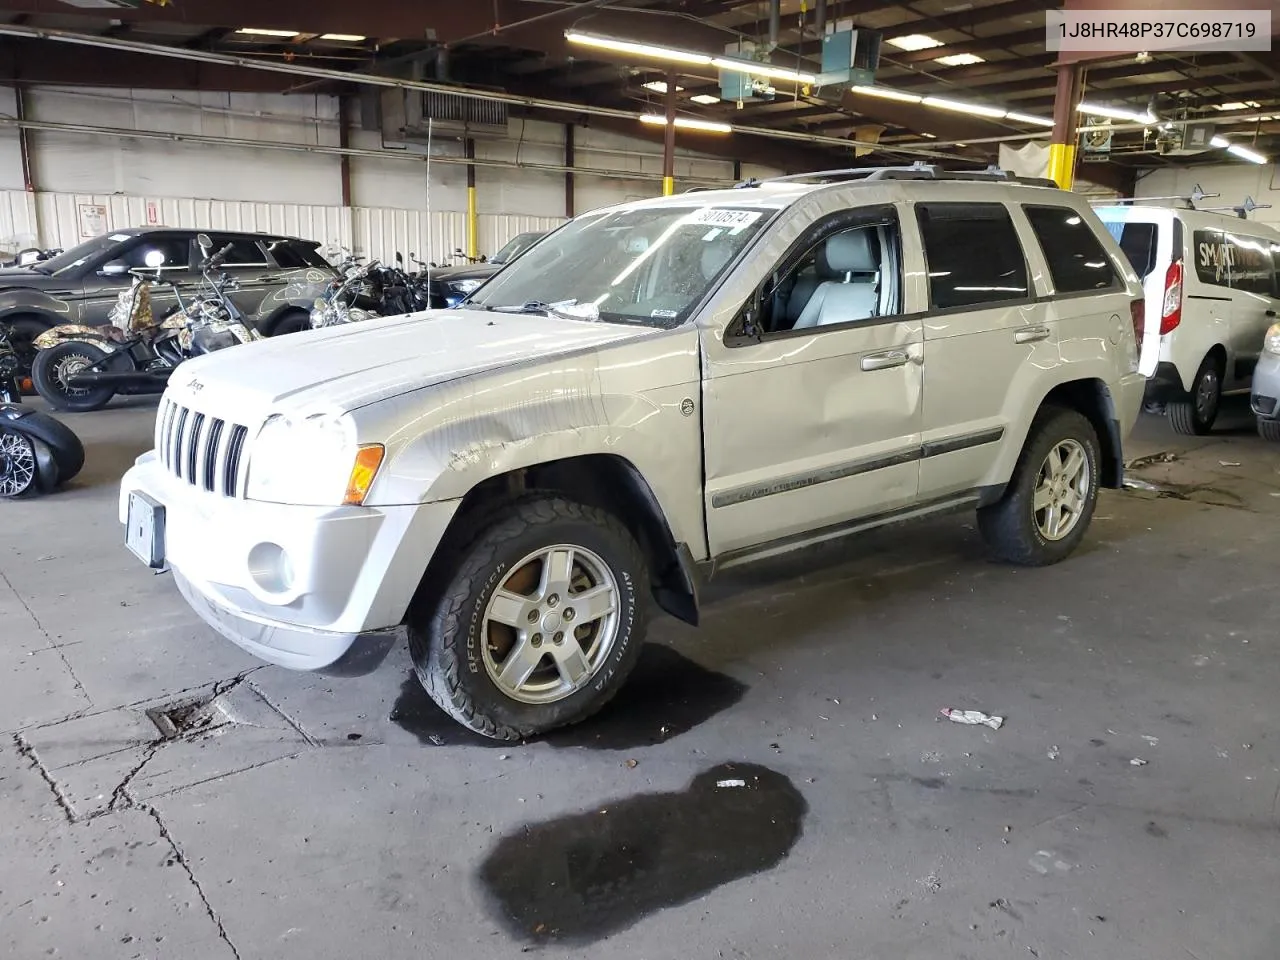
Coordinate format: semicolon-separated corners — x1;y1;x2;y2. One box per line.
917;203;1030;309
122;236;191;271
1106;221;1160;279
264;238;329;269
207;236;269;267
1024;205;1118;293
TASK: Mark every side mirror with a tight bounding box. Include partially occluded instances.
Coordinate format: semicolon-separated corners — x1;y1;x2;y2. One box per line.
99;259;128;277
196;233;212;256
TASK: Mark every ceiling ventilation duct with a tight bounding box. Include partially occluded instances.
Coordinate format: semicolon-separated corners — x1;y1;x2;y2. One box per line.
378;89;510;143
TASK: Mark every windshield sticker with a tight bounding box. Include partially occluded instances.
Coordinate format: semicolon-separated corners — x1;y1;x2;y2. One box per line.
108;233;131;242
650;308;679;319
702;228;723;242
688;208;762;228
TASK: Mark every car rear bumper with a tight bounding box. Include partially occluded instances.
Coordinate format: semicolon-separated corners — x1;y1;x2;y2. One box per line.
1143;361;1187;404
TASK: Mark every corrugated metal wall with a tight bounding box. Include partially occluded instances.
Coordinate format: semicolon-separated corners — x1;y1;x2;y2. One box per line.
0;189;566;265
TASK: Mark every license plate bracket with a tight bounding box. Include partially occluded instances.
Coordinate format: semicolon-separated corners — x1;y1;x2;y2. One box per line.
126;491;166;569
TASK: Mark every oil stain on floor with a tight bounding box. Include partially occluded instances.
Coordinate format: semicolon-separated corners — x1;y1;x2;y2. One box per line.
389;644;748;749
477;762;807;944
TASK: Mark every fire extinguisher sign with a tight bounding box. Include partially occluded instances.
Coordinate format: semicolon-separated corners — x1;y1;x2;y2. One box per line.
146;201;160;225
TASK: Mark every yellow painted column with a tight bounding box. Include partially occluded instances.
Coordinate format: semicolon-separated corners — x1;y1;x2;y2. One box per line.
465;138;478;259
662;175;675;196
1047;144;1078;191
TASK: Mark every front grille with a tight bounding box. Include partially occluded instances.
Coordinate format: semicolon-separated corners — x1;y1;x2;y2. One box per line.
156;398;250;497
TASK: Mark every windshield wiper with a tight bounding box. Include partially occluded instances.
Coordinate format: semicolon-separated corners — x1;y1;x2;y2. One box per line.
482;300;565;314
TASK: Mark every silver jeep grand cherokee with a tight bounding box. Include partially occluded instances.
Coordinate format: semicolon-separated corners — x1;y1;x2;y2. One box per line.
121;165;1147;740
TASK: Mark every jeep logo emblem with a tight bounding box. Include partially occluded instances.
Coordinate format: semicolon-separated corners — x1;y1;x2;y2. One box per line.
187;378;203;392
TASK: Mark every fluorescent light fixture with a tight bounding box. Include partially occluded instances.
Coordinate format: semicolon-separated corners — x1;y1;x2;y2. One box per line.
566;31;813;84
923;96;1006;119
319;33;366;42
1078;101;1156;124
1215;101;1260;111
642;80;685;94
920;132;937;138
1226;142;1268;164
690;93;721;105
934;53;985;66
1005;110;1055;127
850;85;922;104
566;31;713;66
709;57;816;84
1211;135;1229;147
639;114;732;133
887;34;942;51
236;28;300;38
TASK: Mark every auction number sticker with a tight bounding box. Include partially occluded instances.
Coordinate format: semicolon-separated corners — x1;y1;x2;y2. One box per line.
688;208;762;228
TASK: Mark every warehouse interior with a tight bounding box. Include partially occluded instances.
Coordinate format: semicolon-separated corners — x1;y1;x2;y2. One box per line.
3;1;1280;958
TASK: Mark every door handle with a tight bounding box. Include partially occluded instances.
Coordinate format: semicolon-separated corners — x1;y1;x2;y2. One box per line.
1014;325;1051;343
860;350;909;371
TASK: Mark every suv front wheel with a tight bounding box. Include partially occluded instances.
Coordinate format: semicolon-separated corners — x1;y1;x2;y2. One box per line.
978;406;1100;566
408;496;649;741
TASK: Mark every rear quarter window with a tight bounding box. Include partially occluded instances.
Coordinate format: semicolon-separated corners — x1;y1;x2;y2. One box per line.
1103;220;1160;280
1024;205;1119;293
1194;228;1278;296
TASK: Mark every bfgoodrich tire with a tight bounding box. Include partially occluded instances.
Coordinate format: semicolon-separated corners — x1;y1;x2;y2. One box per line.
408;496;650;741
978;406;1100;566
1168;355;1222;436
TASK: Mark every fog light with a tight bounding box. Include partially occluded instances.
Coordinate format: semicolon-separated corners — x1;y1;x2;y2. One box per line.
247;542;294;595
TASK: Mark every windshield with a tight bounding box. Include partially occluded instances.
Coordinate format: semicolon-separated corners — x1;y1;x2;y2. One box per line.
468;205;770;328
490;231;544;265
36;235;124;276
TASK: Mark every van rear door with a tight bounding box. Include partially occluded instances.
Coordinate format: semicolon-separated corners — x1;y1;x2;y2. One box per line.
1096;206;1171;377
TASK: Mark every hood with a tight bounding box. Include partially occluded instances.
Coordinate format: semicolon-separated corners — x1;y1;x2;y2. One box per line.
0;266;56;286
427;263;500;284
165;308;659;424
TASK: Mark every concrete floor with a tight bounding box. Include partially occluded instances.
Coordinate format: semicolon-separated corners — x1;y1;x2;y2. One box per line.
3;394;1279;960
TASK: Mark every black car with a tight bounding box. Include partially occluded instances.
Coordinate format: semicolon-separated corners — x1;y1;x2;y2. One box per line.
0;227;336;368
427;230;547;308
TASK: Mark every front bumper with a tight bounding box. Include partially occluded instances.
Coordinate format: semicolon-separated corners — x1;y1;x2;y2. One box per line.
120;452;459;672
1251;351;1280;420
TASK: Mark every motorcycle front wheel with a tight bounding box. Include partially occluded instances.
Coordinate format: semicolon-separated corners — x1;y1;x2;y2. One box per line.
32;341;117;412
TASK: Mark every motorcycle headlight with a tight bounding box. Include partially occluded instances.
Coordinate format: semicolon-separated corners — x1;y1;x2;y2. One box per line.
245;413;385;506
313;297;327;312
448;278;484;295
1266;323;1280;355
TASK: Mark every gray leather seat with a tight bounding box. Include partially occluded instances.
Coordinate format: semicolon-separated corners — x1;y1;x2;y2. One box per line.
792;230;880;330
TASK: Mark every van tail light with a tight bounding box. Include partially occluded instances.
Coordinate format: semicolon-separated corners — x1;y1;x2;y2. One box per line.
1159;260;1183;335
1130;298;1145;346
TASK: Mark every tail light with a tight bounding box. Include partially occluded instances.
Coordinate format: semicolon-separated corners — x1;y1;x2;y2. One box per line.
1129;298;1145;346
1159;260;1183;335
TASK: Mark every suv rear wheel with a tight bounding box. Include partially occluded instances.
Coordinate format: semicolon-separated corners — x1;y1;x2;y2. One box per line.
1168;354;1222;436
408;496;649;741
978;406;1100;566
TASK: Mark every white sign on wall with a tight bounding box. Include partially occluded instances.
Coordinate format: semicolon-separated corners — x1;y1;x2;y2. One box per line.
77;203;108;239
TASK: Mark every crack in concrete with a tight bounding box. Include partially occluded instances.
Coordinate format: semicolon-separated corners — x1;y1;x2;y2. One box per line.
0;568;93;714
12;733;76;823
140;803;243;960
107;740;162;814
247;679;321;747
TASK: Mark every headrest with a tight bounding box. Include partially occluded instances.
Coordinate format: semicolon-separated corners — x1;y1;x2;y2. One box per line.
700;243;733;280
825;230;877;274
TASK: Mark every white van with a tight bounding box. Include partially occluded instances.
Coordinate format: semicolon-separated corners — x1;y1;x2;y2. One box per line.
1095;204;1280;435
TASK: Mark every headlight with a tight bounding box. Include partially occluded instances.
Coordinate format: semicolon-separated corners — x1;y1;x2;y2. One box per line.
313;297;327;311
448;278;484;295
245;413;384;506
1266;322;1280;355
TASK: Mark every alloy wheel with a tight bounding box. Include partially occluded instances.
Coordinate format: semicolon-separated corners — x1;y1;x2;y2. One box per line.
1032;438;1091;541
0;431;37;497
481;543;621;705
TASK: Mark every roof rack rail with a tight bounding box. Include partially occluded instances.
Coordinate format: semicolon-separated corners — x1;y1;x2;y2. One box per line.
735;161;1057;189
1198;195;1272;220
1091;184;1219;209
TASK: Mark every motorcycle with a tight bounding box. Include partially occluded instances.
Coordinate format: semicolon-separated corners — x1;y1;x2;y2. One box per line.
309;257;384;329
0;325;85;497
30;234;261;412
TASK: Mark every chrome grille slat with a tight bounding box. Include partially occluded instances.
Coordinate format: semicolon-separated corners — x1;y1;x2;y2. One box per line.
155;397;250;499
